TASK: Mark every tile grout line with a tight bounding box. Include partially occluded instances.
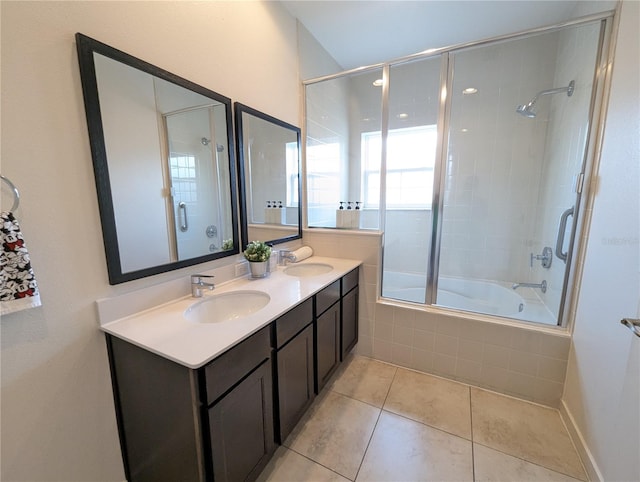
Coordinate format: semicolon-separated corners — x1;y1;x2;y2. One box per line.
352;366;399;481
380;407;476;445
471;441;588;482
289;356;584;482
284;445;353;481
470;387;586;481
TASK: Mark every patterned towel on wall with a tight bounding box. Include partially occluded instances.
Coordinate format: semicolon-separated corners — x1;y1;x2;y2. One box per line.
1;211;41;315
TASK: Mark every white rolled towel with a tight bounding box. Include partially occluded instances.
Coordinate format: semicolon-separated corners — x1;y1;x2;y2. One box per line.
290;246;313;263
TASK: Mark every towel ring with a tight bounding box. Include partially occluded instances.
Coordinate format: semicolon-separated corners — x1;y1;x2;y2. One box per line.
1;175;20;212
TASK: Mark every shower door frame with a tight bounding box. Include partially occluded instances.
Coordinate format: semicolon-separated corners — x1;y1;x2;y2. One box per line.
302;10;616;329
428;15;614;327
162;104;223;262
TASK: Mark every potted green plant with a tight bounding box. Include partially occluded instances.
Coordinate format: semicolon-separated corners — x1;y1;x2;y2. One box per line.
243;241;271;278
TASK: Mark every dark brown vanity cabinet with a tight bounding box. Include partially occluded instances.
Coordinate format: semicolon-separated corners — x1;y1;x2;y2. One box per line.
314;268;360;391
208;361;274;481
106;325;274;482
107;335;205;482
106;265;360;481
272;298;315;443
341;268;359;360
204;327;274;482
315;280;341;392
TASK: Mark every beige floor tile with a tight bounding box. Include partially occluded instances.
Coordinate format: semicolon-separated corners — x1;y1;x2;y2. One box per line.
356;411;473;482
328;355;397;407
473;443;584;482
383;367;472;439
471;388;586;480
284;390;380;480
257;446;350;482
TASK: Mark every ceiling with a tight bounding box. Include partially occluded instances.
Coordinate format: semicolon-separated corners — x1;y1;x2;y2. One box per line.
280;1;612;70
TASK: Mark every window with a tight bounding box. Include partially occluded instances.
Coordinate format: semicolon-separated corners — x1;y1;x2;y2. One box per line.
306;140;342;206
285;141;299;207
361;125;437;208
169;153;197;202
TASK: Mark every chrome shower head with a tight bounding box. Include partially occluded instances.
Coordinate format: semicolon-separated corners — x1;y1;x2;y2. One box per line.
516;80;575;118
516;103;537;118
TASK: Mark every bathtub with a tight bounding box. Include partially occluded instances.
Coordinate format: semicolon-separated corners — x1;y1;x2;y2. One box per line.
382;271;556;325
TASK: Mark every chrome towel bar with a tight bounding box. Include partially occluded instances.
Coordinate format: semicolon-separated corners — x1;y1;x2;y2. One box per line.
1;175;20;212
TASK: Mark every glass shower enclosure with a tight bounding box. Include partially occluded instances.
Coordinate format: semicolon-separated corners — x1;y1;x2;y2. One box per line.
305;14;612;327
163;104;232;260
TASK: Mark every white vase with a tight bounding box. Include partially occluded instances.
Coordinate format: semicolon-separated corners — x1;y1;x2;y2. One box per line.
249;261;268;278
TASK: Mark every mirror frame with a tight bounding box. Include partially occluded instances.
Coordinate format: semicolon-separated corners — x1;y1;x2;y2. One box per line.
234;103;302;249
76;33;240;284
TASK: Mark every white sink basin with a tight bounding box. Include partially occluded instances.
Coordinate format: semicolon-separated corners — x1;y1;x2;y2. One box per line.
284;263;333;277
184;291;270;324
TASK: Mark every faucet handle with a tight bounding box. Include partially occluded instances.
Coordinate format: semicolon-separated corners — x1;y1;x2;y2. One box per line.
278;249;291;266
530;247;553;268
190;274;215;297
191;274;215;282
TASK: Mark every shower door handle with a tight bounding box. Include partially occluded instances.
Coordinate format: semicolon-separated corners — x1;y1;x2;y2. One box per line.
178;201;188;232
555;207;574;263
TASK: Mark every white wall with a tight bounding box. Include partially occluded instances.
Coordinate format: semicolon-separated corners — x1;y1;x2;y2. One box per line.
562;1;640;480
0;2;299;480
94;54;171;272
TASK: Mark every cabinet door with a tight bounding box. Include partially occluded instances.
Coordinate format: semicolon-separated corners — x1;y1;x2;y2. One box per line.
208;360;274;482
316;301;340;393
341;286;359;360
276;324;314;442
107;335;204;482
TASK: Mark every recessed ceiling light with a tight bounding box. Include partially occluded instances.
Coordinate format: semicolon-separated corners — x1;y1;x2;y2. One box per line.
462;87;478;95
397;113;409;119
461;128;469;132
372;79;384;87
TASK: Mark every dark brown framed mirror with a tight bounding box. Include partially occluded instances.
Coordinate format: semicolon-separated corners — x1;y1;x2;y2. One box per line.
235;103;302;248
76;33;239;284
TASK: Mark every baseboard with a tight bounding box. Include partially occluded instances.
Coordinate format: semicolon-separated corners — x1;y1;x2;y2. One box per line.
559;399;603;482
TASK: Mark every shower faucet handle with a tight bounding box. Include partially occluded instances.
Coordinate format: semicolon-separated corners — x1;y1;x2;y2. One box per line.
530;247;553;268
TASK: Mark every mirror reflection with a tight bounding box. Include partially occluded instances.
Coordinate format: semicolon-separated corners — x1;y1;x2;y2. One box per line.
76;34;239;284
235;103;301;247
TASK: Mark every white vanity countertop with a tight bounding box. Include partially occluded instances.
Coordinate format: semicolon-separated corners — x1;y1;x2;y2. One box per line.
100;257;361;369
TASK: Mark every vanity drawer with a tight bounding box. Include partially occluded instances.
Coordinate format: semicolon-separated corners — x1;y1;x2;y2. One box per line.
203;325;271;405
342;267;359;295
275;298;314;348
316;280;340;316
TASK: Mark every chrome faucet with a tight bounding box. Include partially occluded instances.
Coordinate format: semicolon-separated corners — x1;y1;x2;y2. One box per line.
512;280;547;293
191;274;215;297
278;249;296;266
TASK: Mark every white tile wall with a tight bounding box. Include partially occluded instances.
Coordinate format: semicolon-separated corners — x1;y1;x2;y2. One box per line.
301;24;603;411
303;228;382;357
530;22;603;317
440;32;558;284
304;229;571;407
372;300;570;406
383;209;432;274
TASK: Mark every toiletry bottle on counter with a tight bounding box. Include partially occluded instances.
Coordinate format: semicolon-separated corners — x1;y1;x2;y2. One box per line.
267;244;278;272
